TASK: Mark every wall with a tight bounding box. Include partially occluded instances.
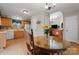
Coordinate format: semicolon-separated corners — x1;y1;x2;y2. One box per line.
31;13;50;37
63;11;79;43
31;11;79;43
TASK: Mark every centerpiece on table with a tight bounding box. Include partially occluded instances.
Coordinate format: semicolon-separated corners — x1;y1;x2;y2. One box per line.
43;24;51;38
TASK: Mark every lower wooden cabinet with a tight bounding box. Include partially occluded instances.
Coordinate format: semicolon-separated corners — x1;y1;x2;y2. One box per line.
0;32;6;49
14;31;24;39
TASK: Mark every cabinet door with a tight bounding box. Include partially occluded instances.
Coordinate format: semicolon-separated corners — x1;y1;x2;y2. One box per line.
0;17;1;25
0;33;6;48
1;17;12;27
14;31;24;39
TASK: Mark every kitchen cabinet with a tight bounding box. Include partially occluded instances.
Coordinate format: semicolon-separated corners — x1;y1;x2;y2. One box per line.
0;17;1;25
0;10;1;25
14;29;24;39
1;17;12;27
0;31;6;49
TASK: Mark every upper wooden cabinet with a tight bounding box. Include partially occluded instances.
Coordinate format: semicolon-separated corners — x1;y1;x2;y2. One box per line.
1;17;12;27
0;17;1;25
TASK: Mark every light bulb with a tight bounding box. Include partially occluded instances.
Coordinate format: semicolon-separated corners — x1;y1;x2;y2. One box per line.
21;9;30;14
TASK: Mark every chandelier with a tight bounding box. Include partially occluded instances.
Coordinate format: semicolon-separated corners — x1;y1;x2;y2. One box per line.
45;3;56;11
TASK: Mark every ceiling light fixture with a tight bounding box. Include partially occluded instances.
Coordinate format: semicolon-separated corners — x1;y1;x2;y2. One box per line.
22;9;30;14
45;3;56;11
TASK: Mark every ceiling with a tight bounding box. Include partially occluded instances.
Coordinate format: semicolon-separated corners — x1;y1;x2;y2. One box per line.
0;3;79;20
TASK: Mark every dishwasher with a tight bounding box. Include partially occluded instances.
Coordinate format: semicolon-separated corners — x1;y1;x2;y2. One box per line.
6;30;14;40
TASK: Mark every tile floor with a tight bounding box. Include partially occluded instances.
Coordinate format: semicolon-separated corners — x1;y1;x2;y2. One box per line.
0;38;28;55
0;37;79;55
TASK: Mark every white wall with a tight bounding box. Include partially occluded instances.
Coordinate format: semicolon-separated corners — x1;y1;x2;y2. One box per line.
63;11;79;43
31;13;50;37
31;11;79;43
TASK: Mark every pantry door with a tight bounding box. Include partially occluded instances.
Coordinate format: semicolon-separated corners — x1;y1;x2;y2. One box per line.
64;16;79;43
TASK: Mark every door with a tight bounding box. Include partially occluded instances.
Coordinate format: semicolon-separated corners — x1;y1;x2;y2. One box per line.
63;16;79;43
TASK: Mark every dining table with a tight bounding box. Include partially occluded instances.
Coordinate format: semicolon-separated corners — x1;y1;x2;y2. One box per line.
33;36;67;55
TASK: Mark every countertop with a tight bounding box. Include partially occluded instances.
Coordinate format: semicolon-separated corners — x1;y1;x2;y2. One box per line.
0;30;6;33
0;29;24;31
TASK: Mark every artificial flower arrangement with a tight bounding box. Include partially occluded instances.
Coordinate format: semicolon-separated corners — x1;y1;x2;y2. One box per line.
43;24;51;38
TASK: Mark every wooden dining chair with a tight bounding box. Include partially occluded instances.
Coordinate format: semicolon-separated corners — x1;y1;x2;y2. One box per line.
24;29;34;55
25;29;41;55
33;46;50;55
25;29;50;55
